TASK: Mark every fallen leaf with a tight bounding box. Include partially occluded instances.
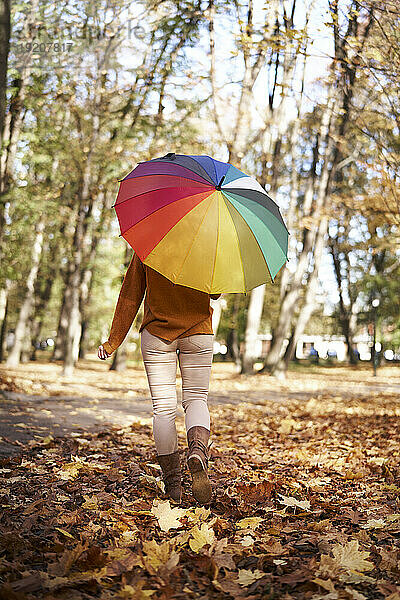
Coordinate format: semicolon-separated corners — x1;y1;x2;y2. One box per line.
47;541;89;576
54;528;75;539
142;539;175;571
361;518;386;529
332;540;374;572
105;549;142;576
344;586;367;599
313;578;336;592
278;494;311;511
151;499;186;532
119;529;139;547
189;522;216;552
236;568;265;586
235;479;275;504
116;581;156;599
240;535;255;547
81;494;98;510
236;517;264;530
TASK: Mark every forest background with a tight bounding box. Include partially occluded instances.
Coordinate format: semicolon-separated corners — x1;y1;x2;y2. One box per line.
0;0;399;378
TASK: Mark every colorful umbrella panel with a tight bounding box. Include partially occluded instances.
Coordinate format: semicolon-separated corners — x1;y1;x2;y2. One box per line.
114;153;289;294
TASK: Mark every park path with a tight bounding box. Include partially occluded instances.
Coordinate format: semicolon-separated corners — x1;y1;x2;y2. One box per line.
0;390;153;457
0;388;287;457
1;361;399;457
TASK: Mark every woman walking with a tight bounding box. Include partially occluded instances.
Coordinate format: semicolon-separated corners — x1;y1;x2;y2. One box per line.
98;252;220;505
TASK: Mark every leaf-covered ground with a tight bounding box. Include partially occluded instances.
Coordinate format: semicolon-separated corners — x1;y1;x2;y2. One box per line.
0;360;399;599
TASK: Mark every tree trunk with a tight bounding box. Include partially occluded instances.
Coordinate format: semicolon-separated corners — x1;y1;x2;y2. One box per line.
52;270;70;361
78;262;96;360
0;278;10;362
278;216;329;375
6;220;45;366
211;296;223;337
0;0;10;142
61;203;86;377
241;284;265;374
225;295;242;371
51;221;72;362
78;319;88;360
78;191;108;359
329;237;358;364
208;0;291;374
0;279;8;332
20;319;32;363
109;244;132;372
0;0;39;256
347;305;358;364
238;33;301;373
260;4;373;376
62;99;100;375
110;346;127;372
30;252;58;361
260;94;335;374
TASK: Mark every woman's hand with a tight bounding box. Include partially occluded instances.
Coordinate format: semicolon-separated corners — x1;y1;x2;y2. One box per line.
98;344;110;360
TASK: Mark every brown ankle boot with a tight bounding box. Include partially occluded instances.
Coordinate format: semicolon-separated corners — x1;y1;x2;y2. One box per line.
156;450;182;504
187;426;212;504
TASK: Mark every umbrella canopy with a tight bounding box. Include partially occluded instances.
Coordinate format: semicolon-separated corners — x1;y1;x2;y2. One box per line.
113;153;289;294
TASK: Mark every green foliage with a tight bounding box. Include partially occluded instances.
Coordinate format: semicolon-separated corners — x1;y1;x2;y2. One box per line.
217;294;248;345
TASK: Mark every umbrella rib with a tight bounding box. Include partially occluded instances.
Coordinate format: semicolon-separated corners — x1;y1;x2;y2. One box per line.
221;194;246;292
114;183;214;209
222;190;288;256
151;156;215;185
119;172;212;186
210;195;219;292
208;156;218;182
224;194;276;285
226;188;289;233
119;190;214;237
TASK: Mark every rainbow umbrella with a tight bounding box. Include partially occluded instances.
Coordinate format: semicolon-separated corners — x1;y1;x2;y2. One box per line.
113;153;289;294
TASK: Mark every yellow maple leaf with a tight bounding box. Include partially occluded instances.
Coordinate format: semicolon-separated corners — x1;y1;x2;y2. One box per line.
142;539;174;570
116;581;155;599
236;569;265;586
57;463;81;480
332;540;373;572
185;506;211;523
151;499;186;532
188;523;216;552
236;517;264;530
